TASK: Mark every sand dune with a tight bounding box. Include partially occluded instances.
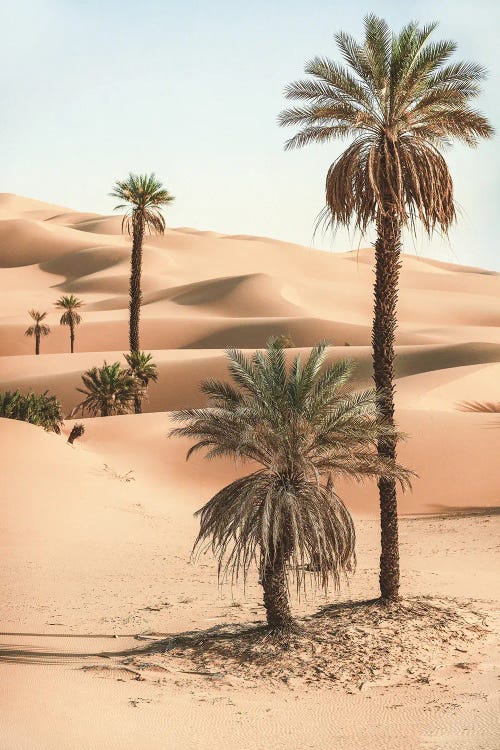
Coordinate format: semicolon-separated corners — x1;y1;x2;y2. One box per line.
0;194;499;750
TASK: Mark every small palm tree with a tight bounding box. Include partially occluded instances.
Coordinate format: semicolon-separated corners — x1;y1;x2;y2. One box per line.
171;341;410;638
55;295;83;353
110;174;174;386
25;310;50;355
75;362;143;417
0;389;63;433
279;16;493;602
124;350;159;414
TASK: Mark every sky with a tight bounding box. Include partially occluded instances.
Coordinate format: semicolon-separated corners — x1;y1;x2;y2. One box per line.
1;0;498;269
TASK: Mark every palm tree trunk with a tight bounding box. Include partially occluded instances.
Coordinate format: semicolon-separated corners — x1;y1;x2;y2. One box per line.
373;208;402;602
261;550;293;635
129;214;145;354
35;332;40;355
70;321;75;354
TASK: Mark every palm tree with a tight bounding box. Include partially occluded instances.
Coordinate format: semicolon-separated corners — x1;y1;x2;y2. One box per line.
124;350;159;414
279;16;493;601
110;174;174;382
0;389;63;433
170;341;410;638
55;295;83;353
25;310;50;355
75;362;143;417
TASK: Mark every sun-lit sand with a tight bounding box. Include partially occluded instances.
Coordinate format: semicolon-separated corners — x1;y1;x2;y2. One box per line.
0;193;499;749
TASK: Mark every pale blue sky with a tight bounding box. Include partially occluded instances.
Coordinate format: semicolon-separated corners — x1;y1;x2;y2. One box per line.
1;0;498;269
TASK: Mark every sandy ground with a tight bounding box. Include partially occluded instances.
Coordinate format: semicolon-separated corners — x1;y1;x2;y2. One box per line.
0;194;499;749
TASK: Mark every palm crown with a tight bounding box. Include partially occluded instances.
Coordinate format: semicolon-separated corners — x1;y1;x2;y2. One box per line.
124;351;159;387
279;15;493;234
25;310;50;338
110;173;174;235
55;295;83;326
171;341;410;592
76;362;143;418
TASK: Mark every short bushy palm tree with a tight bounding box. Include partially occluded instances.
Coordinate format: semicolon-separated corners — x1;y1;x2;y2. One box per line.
110;174;174;391
25;310;50;355
279;16;493;601
55;295;83;353
0;389;63;433
75;362;142;417
171;341;410;637
124;350;159;414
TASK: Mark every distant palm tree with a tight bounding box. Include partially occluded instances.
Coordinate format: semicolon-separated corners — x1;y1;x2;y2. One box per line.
25;310;50;355
75;362;142;417
124;350;159;414
171;341;410;638
279;15;493;602
110;174;174;378
55;295;83;353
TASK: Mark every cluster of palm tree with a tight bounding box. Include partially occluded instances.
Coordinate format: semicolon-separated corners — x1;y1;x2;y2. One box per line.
0;389;63;433
12;16;492;636
25;295;84;354
74;352;158;417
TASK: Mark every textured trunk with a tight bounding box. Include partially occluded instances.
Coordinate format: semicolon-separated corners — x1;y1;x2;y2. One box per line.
261;551;293;634
373;207;402;602
129;214;144;415
35;332;40;355
70;321;75;354
129;214;144;354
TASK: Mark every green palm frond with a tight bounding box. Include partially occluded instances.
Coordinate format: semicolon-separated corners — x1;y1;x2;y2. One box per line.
171;341;412;592
75;361;143;417
0;389;62;433
124;350;159;387
110;173;174;236
279;15;493;235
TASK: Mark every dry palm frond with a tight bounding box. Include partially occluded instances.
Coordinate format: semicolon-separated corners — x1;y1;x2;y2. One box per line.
279;14;493;235
171;341;412;593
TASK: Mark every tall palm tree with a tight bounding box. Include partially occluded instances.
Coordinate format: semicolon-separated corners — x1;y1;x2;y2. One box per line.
55;295;83;353
171;341;410;637
279;16;493;601
75;362;143;417
25;310;50;355
110;174;174;394
124;350;159;414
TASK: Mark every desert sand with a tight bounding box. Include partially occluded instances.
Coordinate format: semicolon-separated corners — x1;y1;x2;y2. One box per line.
0;193;499;749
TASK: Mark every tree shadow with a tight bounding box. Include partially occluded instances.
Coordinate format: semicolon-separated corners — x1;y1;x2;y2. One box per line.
457;400;500;414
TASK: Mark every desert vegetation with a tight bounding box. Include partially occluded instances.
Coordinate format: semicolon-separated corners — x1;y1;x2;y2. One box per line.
55;295;83;353
171;340;410;638
24;309;50;355
0;389;63;433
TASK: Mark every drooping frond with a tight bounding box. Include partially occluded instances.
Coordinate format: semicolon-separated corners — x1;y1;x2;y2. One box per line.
171;341;412;591
110;173;174;236
279;15;493;236
55;295;83;327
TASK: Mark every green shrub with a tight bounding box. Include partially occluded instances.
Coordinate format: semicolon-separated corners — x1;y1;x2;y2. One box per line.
0;390;63;433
